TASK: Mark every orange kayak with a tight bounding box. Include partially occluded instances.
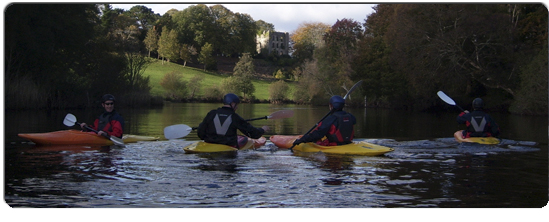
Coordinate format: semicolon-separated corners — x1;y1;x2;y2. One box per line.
269;135;302;149
252;136;267;148
18;130;159;146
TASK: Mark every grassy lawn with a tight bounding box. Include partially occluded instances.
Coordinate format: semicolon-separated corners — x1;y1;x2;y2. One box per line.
143;59;292;101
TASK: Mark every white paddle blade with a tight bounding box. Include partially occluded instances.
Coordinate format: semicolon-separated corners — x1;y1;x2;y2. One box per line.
164;124;193;139
437;91;456;106
63;113;77;127
110;136;125;146
267;110;294;120
343;80;363;100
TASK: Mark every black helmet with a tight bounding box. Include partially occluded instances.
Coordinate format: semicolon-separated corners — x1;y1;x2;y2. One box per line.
472;98;484;110
223;93;240;105
330;95;345;110
102;94;116;103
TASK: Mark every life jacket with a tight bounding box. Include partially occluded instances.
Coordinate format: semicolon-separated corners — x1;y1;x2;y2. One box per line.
213;113;232;136
464;113;492;137
326;112;354;145
97;112;113;133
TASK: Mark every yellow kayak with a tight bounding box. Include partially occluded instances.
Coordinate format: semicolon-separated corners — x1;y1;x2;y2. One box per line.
183;139;254;153
292;141;394;156
454;130;500;145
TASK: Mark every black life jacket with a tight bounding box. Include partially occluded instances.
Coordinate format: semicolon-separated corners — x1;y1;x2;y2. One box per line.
327;112;354;145
97;112;113;133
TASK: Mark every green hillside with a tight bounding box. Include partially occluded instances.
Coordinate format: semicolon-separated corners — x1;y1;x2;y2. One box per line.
143;59;288;101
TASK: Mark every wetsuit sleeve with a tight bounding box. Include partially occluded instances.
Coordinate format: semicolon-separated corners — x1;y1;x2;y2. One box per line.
299;115;337;143
197;111;215;140
487;115;500;137
233;114;265;139
457;112;468;124
86;119;100;131
108;119;124;138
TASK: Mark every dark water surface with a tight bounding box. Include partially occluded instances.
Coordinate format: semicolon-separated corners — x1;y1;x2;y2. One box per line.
3;103;548;210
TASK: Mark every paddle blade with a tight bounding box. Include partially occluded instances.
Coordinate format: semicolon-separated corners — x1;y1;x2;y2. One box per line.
437;91;456;106
63;113;77;127
109;136;125;146
267;110;294;120
164;124;193;139
343;80;363;100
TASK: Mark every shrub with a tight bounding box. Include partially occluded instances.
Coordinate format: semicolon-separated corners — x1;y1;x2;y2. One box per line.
160;71;188;100
269;80;290;102
203;85;223;102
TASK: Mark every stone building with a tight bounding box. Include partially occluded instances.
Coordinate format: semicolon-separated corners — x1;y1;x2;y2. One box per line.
256;31;290;56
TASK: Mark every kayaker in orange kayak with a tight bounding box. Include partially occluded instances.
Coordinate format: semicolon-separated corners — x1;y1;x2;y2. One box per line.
456;98;500;138
197;93;269;148
293;95;356;146
80;94;125;139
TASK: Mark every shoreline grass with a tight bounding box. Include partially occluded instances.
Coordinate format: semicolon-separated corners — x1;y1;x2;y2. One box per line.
143;59;292;101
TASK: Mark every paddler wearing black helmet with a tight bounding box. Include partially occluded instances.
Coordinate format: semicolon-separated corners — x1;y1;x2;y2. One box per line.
80;94;125;138
456;97;500;138
293;95;357;146
197;93;269;148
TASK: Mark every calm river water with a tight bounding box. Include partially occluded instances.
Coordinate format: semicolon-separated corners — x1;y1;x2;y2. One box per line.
3;103;548;210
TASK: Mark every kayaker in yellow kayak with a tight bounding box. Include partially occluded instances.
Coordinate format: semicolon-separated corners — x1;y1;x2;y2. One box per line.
79;94;125;139
456;98;500;139
197;93;269;148
293;95;356;146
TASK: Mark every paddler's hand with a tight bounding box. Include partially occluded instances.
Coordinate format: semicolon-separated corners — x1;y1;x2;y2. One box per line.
464;110;470;114
261;126;270;132
98;131;108;137
80;123;88;130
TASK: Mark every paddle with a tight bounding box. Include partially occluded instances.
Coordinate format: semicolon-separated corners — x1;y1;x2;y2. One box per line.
164;124;195;140
244;110;294;121
290;80;363;150
63;113;125;146
163;110;294;139
437;91;465;112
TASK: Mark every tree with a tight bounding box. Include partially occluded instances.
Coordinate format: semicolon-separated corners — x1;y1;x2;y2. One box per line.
221;76;255;100
158;28;180;64
320;18;363;91
232;53;255;78
198;42;216;71
385;4;520;104
352;4;409;108
125;5;160;31
144;27;159;57
290;22;331;63
5;4;103;109
172;4;216;51
179;44;197;67
256;20;275;34
188;74;205;99
124;52;151;92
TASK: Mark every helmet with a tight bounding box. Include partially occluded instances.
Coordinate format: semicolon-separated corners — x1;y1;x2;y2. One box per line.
101;94;116;103
223;93;240;105
330;95;345;110
472;98;484;110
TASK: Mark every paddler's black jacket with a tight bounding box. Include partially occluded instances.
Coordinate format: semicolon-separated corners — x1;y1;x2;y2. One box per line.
197;107;265;147
457;110;500;138
298;110;356;146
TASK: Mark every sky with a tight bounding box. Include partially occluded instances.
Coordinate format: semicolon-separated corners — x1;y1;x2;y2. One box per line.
110;3;377;33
